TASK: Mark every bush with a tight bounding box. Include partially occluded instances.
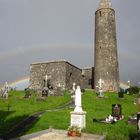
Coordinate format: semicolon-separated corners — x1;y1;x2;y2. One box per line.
127;86;140;94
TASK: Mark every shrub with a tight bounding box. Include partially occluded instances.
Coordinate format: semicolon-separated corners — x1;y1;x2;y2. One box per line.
127;86;140;94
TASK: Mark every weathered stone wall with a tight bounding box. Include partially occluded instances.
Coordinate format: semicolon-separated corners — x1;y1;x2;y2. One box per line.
65;62;82;89
30;61;66;91
81;67;94;89
94;8;119;92
30;60;94;91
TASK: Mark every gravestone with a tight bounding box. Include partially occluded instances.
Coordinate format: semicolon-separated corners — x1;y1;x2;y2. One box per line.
71;94;75;108
137;113;140;139
42;87;49;97
108;85;113;92
112;104;122;118
118;91;124;98
128;114;137;125
24;88;31;98
98;89;104;98
55;83;63;96
70;86;86;129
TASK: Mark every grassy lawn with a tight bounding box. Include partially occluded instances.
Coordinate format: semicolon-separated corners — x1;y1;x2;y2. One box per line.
0;90;138;140
0;90;71;135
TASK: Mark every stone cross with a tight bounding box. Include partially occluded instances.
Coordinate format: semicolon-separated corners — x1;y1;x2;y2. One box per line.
45;75;48;82
97;78;104;97
72;83;76;92
45;75;48;79
98;78;104;89
74;86;83;112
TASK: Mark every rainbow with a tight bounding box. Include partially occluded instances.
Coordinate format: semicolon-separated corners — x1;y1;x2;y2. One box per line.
9;77;29;90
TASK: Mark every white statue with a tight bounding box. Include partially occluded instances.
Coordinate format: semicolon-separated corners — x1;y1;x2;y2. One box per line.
74;86;83;112
3;82;9;99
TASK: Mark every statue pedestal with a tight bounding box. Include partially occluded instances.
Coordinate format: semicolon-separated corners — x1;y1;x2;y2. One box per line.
70;111;86;129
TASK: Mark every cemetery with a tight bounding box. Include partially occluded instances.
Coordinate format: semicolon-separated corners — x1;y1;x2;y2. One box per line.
0;0;139;140
0;88;139;140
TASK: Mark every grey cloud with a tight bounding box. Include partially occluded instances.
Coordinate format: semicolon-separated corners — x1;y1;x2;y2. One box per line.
0;0;140;86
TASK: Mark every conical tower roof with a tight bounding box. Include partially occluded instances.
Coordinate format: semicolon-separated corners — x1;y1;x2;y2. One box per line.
97;0;112;10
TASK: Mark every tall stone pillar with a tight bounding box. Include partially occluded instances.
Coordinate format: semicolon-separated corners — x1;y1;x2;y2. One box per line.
94;0;119;92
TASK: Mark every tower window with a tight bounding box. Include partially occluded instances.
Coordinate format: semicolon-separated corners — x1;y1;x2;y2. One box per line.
99;11;102;16
70;72;72;76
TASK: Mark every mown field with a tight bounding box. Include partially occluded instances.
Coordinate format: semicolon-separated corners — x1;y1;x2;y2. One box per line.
0;90;138;140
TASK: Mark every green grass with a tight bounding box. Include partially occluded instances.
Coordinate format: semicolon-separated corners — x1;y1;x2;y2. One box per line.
0;90;138;140
0;90;70;134
82;91;137;140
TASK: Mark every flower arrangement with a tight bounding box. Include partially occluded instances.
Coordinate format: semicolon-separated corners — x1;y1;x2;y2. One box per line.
67;125;81;137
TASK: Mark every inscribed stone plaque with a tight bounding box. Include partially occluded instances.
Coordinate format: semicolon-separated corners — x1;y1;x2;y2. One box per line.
70;111;86;129
112;104;121;117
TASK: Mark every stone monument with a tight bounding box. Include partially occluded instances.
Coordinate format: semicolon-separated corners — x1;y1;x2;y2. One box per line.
70;86;86;129
56;83;63;96
112;104;122;118
71;83;76;108
97;78;104;97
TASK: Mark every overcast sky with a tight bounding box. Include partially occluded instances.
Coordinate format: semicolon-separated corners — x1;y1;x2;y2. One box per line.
0;0;140;86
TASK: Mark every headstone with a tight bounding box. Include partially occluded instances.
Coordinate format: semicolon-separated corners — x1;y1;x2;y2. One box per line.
55;83;63;96
137;113;140;139
108;85;113;92
42;87;49;97
56;86;62;96
24;88;31;98
128;114;137;125
70;86;86;129
98;89;104;98
70;112;86;129
112;104;122;118
71;94;75;108
118;91;124;98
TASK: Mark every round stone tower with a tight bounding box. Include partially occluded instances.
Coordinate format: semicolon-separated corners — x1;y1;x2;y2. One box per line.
94;0;119;92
